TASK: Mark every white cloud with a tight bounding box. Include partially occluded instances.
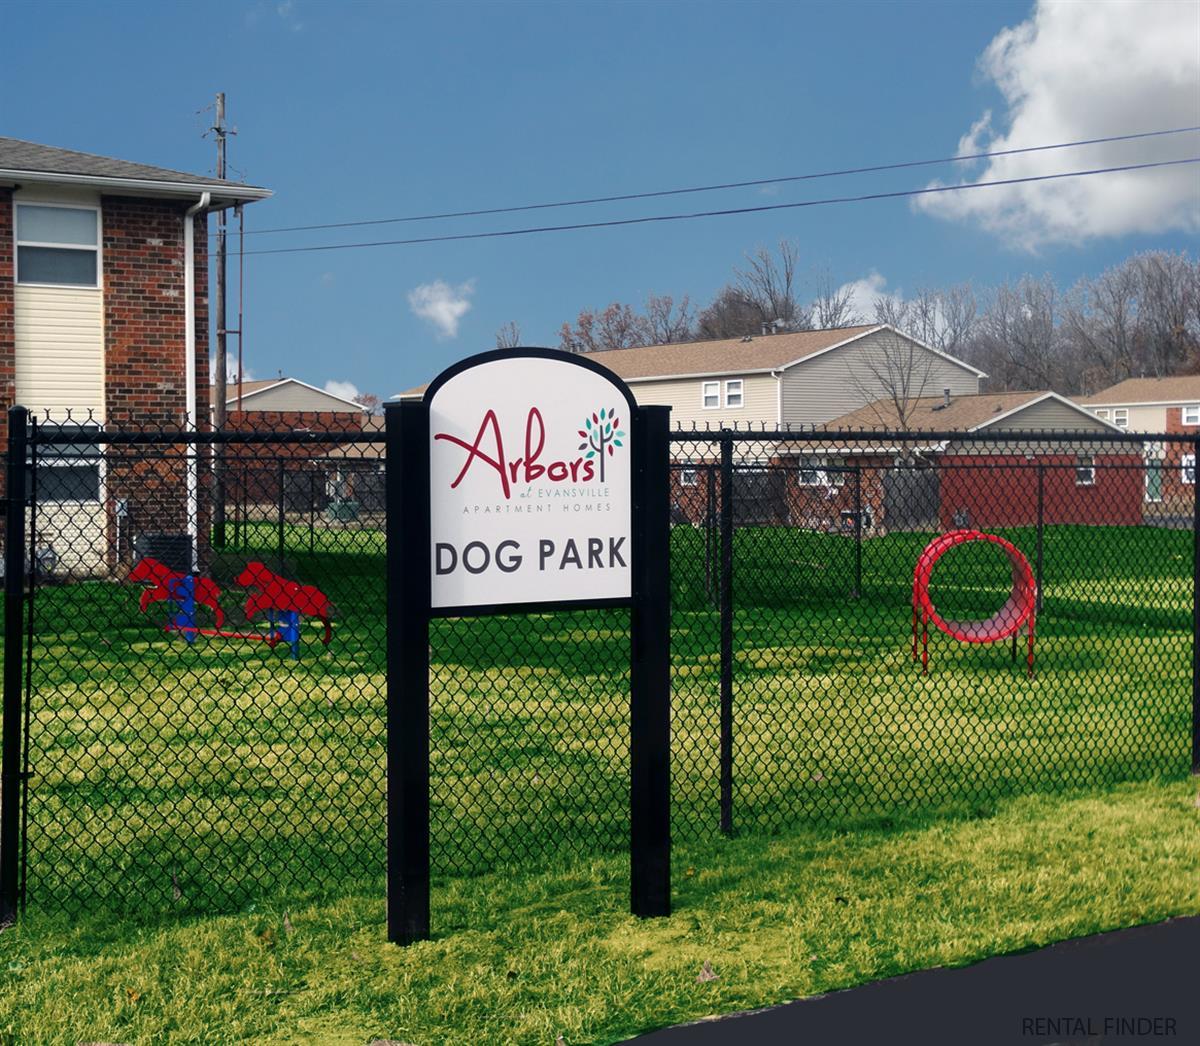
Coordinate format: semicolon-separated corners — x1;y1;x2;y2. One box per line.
915;0;1200;249
408;278;475;339
841;271;898;320
210;352;254;384
324;379;360;402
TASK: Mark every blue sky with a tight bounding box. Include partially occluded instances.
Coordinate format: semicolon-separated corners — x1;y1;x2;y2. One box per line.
3;0;1197;400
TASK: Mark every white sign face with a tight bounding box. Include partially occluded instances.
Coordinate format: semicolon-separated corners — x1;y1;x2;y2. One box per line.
427;353;633;610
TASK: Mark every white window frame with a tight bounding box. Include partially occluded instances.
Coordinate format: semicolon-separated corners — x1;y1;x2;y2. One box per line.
798;455;846;487
680;468;699;487
701;381;720;409
1094;408;1109;420
1182;453;1196;486
1111;408;1128;428
1074;454;1096;487
14;201;102;290
1182;405;1200;426
31;422;105;505
723;379;744;409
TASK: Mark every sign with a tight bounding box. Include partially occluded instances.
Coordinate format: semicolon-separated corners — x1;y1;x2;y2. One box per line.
426;350;635;611
385;348;671;945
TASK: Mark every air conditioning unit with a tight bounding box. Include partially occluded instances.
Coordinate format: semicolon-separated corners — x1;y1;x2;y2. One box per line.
134;533;191;573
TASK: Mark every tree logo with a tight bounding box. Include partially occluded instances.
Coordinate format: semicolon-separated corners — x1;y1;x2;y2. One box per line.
579;407;625;482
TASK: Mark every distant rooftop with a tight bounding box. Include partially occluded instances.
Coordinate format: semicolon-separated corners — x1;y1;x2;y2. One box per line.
396;323;985;398
0;136;270;204
1081;374;1200;405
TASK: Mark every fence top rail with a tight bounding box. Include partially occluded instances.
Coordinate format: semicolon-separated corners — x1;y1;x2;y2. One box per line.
668;427;1197;445
29;428;381;447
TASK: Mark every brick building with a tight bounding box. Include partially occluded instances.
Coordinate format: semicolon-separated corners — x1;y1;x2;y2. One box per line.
671;391;1142;533
0;137;270;573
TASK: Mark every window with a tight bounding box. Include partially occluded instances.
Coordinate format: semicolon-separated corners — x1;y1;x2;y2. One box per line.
798;456;846;487
701;381;720;409
1094;408;1109;420
15;204;100;287
1183;406;1200;426
1112;408;1128;428
1075;454;1096;487
724;379;744;408
1182;454;1196;486
30;424;103;503
680;468;698;487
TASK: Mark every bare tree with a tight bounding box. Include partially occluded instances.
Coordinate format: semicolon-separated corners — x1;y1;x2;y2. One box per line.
696;284;763;340
848;335;941;429
971;275;1068;391
353;392;383;416
733;240;812;331
1134;251;1199;377
643;293;695;344
495;320;522;349
811;268;861;328
558;302;651;353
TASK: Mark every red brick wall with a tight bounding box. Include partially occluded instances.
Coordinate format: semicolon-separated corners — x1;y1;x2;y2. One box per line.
100;198;210;565
1155;407;1198;510
102;197;208;428
938;454;1144;528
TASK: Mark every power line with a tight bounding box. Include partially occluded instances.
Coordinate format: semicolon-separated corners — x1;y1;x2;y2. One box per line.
220;125;1200;238
240;157;1200;257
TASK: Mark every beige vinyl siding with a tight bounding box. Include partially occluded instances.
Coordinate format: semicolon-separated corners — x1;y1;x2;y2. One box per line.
628;372;778;429
34;504;108;577
234;383;363;413
982;398;1112;432
780;328;980;426
1085;403;1170;433
13;285;104;418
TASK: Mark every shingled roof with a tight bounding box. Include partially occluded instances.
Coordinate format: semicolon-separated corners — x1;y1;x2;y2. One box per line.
0;137;270;202
825;390;1102;431
395;324;968;397
1081;374;1200;405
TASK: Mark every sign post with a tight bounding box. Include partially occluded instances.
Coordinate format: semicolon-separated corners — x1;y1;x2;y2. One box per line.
385;348;671;943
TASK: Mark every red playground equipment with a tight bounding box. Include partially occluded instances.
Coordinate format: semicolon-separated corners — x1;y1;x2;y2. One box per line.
912;529;1037;677
129;558;332;659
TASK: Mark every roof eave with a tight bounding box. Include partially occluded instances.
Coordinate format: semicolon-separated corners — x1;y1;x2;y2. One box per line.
0;168;272;203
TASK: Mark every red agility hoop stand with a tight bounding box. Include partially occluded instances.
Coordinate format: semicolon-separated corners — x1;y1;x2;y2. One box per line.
912;529;1037;677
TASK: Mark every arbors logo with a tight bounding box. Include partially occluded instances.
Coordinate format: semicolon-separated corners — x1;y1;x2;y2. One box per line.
434;404;624;499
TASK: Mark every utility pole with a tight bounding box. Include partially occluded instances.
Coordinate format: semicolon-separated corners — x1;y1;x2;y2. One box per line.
212;92;230;547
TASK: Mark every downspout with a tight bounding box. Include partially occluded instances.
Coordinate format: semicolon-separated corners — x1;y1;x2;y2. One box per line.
184;192;211;572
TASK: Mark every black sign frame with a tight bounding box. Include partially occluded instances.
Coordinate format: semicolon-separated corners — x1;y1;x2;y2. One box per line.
385;347;671;944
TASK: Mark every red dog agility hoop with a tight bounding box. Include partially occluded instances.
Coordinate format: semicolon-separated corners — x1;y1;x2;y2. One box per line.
912;529;1037;677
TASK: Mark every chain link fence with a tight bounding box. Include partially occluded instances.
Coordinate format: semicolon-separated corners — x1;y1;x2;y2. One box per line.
1;415;1195;919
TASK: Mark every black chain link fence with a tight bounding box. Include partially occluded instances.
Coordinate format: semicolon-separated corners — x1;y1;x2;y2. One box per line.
1;416;1195;919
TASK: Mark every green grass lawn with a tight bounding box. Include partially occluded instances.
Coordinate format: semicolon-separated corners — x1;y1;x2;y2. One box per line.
5;522;1191;916
1;521;1195;1040
1;779;1197;1044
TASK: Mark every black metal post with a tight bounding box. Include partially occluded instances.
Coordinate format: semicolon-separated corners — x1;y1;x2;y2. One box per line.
1192;436;1200;775
2;407;30;925
309;471;315;554
705;464;716;604
853;465;863;599
1036;463;1045;613
718;431;734;837
277;459;286;570
630;404;671;918
386;401;432;943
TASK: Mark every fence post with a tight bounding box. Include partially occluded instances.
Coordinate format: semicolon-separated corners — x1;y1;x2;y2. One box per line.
630;404;671;918
277;459;286;570
719;430;734;837
1192;435;1199;775
1036;463;1045;613
2;406;29;925
386;400;431;943
853;465;863;599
